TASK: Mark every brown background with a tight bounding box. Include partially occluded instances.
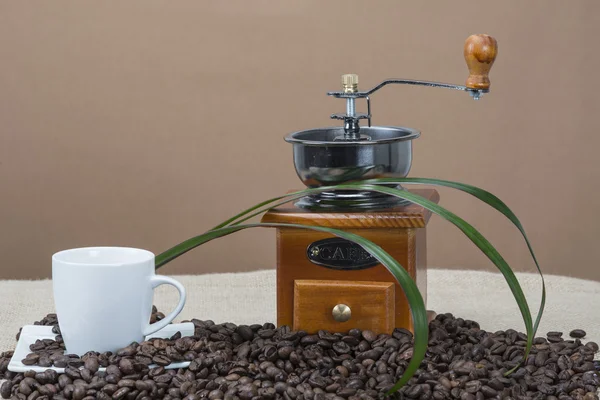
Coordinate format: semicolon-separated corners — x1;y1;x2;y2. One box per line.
1;1;599;280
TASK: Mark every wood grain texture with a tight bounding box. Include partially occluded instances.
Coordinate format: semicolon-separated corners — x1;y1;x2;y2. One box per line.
263;188;439;333
274;227;417;331
261;189;439;228
293;280;395;333
464;34;498;90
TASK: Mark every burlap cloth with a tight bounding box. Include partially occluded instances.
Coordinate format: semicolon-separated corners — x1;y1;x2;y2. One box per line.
0;269;598;355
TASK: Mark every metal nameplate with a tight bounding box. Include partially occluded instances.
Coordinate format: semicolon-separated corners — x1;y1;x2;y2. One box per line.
306;238;379;270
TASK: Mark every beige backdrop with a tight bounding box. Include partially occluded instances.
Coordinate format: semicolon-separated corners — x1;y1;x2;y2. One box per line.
1;1;599;281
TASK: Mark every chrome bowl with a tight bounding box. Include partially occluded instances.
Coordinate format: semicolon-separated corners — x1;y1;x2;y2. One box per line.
285;126;420;209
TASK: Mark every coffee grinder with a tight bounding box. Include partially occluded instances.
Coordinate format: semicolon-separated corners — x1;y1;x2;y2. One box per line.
262;34;497;334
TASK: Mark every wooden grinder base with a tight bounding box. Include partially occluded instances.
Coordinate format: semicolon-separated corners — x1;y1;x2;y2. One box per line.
261;188;439;334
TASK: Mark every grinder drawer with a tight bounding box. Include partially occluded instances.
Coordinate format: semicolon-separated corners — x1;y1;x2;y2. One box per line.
293;280;395;333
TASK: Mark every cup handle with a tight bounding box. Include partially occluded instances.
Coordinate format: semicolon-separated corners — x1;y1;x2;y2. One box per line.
143;275;187;337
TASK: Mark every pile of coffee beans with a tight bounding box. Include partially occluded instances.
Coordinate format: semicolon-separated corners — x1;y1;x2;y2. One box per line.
0;310;598;400
16;314;59;341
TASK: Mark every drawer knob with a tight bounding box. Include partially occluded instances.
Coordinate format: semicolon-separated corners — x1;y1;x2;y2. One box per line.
332;304;352;322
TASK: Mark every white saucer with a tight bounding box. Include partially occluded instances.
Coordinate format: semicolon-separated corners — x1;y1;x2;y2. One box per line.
9;323;195;373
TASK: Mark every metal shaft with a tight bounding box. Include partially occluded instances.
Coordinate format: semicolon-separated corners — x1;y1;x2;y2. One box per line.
346;98;355;117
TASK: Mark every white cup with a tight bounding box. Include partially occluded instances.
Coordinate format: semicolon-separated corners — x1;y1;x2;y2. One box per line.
52;247;186;355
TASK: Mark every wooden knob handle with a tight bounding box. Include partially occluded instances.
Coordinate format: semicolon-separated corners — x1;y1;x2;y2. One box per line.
464;34;498;90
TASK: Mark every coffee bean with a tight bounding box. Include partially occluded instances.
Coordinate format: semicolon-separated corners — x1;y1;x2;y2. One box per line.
57;375;71;389
118;358;135;375
27;391;40;400
67;358;84;368
101;384;118;396
37;356;52;367
258;329;276;339
116;346;136;357
404;384;422;397
300;335;319;345
21;357;39;366
80;368;92;383
84;357;99;373
557;354;573;370
72;385;86;400
234;325;253;342
29;341;45;352
361;331;377;343
39;383;57;397
332;342;351;355
490;342;507;355
154;374;172;384
111;387;130;400
105;374;119;385
263;345;277;361
570;329;587;338
353;341;369;354
152;355;171;367
585;342;599;352
64;366;81;380
53;357;68;368
538;382;555;395
277;346;293;360
480;385;498;397
206;388;223;399
19;381;33;396
535;351;549;367
117;379;136;389
464;380;482;393
336;387;356;397
575;361;597;373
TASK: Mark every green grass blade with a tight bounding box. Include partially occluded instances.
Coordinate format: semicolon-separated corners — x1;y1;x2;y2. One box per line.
155;222;427;394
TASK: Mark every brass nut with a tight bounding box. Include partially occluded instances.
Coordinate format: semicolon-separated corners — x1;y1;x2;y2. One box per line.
332;304;352;322
341;74;358;93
